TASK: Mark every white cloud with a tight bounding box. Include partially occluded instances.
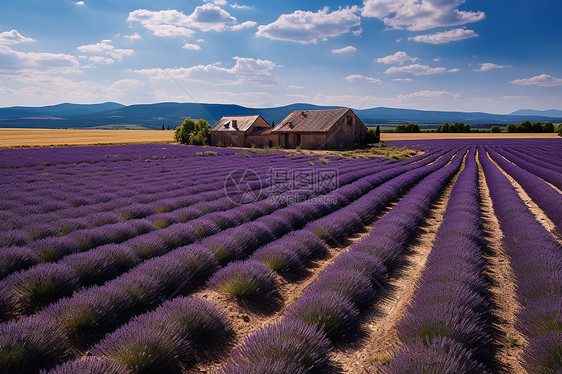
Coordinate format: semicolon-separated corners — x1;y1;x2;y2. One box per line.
183;43;201;50
362;0;485;31
133;56;278;86
409;28;478;44
83;56;115;65
474;62;510;71
393;78;413;81
375;51;417;65
231;3;253;9
77;40;134;62
256;6;361;44
204;0;227;5
230;21;257;31
511;74;562;87
345;74;381;83
385;63;453;75
448;68;460;73
0;45;79;72
124;32;141;40
288;85;304;89
332;46;357;54
75;1;85;5
0;30;34;45
398;90;461;100
127;5;254;37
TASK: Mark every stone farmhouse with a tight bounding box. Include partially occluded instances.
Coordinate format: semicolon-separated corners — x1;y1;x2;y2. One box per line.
210;108;367;150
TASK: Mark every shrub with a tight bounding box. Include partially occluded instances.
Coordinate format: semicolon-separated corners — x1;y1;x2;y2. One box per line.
490;126;501;133
208;261;276;300
252;246;304;273
286;291;359;340
44;358;132;374
387;336;490;374
4;263;80;316
225;320;331;371
0;315;71;373
308;268;375;311
92;320;189;374
174;118;211;146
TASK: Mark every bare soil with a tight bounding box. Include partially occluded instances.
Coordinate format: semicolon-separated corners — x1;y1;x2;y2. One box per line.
477;151;527;374
328;151;467;373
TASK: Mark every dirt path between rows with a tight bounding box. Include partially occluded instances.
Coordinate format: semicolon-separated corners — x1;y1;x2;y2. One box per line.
486;151;561;243
329;151;467;373
192;204;400;373
477;151;527;374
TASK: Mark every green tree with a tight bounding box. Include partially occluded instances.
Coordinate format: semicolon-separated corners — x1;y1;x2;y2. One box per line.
395;124;406;133
506;124;516;133
531;122;543;133
436;123;449;133
174;118;211;145
542;122;554;133
490;126;501;133
375;125;381;142
558;124;562;137
520;120;532;132
405;123;420;133
464;124;471;132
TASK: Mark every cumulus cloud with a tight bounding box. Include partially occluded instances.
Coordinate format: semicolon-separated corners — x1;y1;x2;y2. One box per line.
345;74;381;83
385;63;455;75
75;1;85;5
474;62;510;71
77;40;134;62
332;46;357;54
0;44;79;72
511;74;562;87
375;51;417;65
133;56;278;86
409;28;478;44
0;30;34;45
256;6;361;44
127;5;253;37
362;0;485;31
183;43;201;50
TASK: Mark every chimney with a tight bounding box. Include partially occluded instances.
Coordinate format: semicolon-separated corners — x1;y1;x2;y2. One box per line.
232;120;238;129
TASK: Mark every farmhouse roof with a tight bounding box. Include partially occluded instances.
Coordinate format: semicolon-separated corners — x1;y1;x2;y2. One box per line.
211;115;270;132
272;108;351;133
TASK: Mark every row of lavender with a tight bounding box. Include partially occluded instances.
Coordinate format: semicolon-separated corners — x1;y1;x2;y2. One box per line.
479;147;562;374
215;149;464;372
0;152;340;240
0;144;239;168
0;153;361;277
387;148;495;373
72;150;463;373
0;149;446;372
0;155;392;319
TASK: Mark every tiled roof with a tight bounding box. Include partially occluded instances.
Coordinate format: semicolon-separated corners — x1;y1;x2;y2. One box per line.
211;115;269;132
272;108;350;133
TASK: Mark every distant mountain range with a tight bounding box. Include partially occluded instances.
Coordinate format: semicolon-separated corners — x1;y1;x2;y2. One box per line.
0;102;560;129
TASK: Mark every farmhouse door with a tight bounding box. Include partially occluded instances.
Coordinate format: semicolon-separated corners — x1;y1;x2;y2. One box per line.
284;133;289;147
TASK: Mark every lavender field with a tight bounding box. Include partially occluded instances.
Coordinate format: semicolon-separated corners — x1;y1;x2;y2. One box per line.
0;140;560;374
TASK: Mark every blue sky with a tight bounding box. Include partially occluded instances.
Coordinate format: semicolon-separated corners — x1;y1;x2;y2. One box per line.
0;0;561;113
